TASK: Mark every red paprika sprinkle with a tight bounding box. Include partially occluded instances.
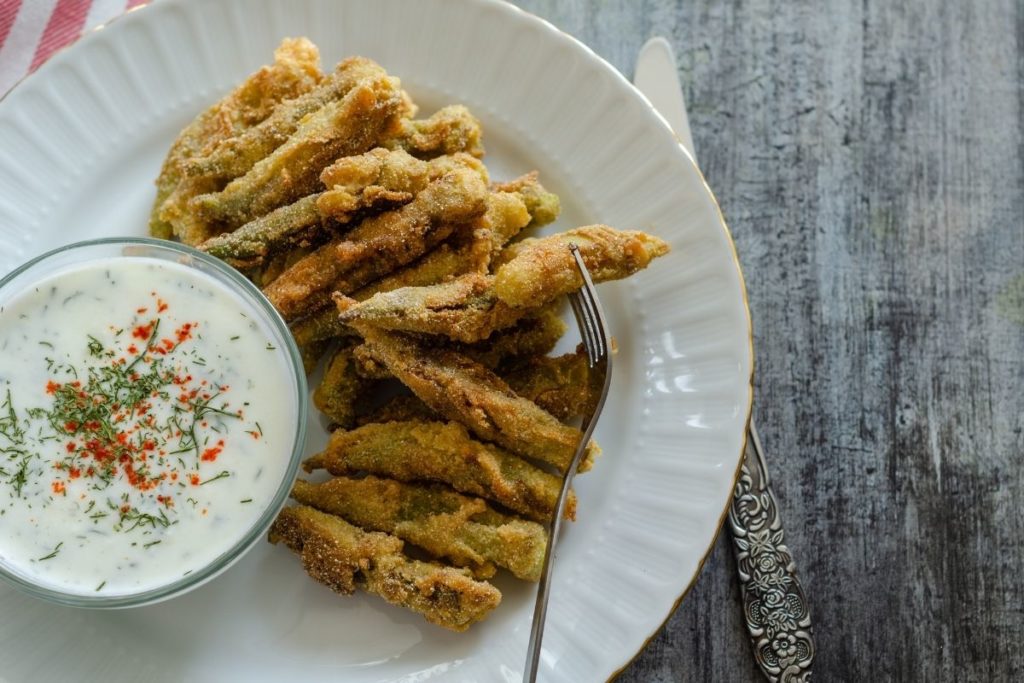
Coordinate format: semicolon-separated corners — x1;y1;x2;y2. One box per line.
201;440;225;462
131;322;154;340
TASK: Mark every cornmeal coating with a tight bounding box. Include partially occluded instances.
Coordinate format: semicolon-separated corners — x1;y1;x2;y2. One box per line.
384;105;484;159
290;307;356;349
151;38;322;241
269;505;501;631
199;193;324;267
349;307;565;380
356;394;439;425
336;273;523;343
191;75;405;230
313;345;371;428
493;225;670;308
504;348;601;421
491;171;561;230
265;167;488;320
458;307;567;369
349;189;528;301
304;420;577;522
184;56;389;182
316;147;431;223
292;477;547;581
349;329;595;473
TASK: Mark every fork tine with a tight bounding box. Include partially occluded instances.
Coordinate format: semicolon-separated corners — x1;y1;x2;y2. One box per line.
523;245;613;682
579;289;604;361
568;292;598;367
572;247;608;365
568;291;588;343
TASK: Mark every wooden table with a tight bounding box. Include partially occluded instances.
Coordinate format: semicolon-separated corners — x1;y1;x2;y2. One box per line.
514;1;1024;679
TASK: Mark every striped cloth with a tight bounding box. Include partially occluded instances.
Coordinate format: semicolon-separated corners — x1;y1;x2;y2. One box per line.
0;0;148;96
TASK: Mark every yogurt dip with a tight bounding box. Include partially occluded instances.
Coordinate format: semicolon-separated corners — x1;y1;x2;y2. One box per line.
0;255;299;597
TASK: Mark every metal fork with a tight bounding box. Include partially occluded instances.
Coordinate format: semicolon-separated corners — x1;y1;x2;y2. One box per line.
523;245;613;683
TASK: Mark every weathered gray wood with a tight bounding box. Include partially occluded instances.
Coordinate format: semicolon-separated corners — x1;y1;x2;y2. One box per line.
513;1;1024;680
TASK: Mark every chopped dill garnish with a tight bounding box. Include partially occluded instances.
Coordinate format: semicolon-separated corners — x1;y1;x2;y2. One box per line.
200;470;230;486
37;542;63;561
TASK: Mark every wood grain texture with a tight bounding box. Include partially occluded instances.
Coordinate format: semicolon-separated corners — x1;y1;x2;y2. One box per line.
512;0;1024;680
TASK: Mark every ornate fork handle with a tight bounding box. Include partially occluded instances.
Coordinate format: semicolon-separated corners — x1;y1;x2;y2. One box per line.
728;421;815;682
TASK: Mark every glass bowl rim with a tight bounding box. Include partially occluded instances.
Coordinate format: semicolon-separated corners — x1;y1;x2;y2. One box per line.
0;236;309;608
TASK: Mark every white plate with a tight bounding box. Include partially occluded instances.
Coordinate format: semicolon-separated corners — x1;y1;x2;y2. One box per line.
0;0;752;680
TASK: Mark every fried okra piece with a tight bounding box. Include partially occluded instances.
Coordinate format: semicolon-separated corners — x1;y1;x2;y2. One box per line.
426;152;489;183
355;394;439;425
316;150;486;227
291;229;489;347
349;307;565;380
269;505;501;631
336;274;524;343
350;238;487;302
184;56;388;182
491;171;561;230
251;252;289;287
493;225;670;308
342;227;648;344
290;307;355;349
454;306;566;369
299;339;330;375
265;167;488;320
313;345;370;428
351;344;395;380
199;193;324;267
252;244;317;287
350;329;596;473
473;191;532;266
383;105;484;159
151;38;322;240
316;148;430;223
304;420;576;522
191;75;405;230
504;348;601;421
349;189;529;301
292;477;548;581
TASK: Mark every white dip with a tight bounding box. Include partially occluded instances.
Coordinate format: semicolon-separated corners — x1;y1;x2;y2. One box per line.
0;256;297;596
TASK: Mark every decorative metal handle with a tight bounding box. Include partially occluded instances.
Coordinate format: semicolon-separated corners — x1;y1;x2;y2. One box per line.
729;420;814;681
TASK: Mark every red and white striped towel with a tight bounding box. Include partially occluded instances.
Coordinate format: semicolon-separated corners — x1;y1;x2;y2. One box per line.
0;0;148;96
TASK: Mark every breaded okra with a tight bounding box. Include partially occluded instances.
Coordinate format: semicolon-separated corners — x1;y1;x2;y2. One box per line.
183;56;389;182
383;105;484;159
312;345;371;428
292;477;548;581
151;38;322;241
303;420;577;522
348;329;596;473
316;147;430;222
349;306;566;379
265;167;487;320
269;505;501;631
191;75;405;230
504;347;602;421
493;225;670;308
492;171;561;230
335;273;524;343
199;193;324;267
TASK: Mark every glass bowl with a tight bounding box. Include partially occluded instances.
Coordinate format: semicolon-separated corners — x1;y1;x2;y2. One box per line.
0;238;308;608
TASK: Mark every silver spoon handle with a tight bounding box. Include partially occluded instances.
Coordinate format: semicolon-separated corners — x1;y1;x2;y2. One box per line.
728;420;815;681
